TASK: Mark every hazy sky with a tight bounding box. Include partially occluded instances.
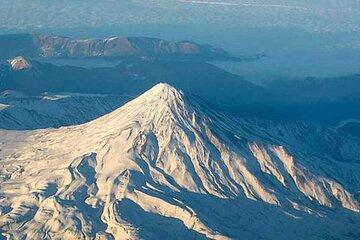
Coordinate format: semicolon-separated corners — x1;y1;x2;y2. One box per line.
1;0;360;32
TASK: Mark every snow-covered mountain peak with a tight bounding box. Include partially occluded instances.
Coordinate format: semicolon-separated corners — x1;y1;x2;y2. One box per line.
7;56;31;70
137;82;183;103
1;84;360;239
93;83;192;129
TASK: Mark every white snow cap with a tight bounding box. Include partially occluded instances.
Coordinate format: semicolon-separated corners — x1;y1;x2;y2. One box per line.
132;82;185;106
146;82;179;94
8;56;31;70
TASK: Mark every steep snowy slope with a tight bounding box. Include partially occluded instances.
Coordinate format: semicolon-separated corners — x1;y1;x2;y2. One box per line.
0;83;359;239
0;91;131;130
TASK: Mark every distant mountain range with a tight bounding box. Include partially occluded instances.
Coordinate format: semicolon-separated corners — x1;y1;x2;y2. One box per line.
266;75;360;101
0;57;264;104
0;34;240;61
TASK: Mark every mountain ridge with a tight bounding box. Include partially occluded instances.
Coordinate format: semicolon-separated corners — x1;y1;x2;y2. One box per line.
0;57;264;103
0;34;238;61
